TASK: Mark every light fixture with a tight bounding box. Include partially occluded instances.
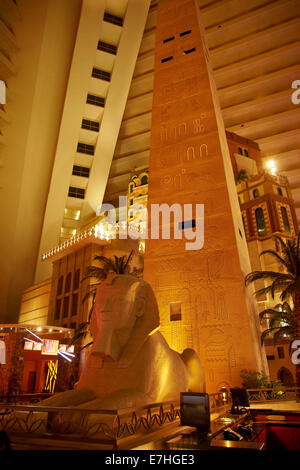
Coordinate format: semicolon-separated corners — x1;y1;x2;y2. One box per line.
37;327;42;332
25;328;43;343
58;351;72;362
266;160;277;175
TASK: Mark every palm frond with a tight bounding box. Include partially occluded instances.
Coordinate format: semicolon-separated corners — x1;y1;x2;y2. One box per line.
245;270;289;285
123;250;133;273
259;250;289;269
280;282;296;302
78;341;94;353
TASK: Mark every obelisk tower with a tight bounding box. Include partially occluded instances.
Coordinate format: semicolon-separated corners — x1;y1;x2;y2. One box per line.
143;0;265;392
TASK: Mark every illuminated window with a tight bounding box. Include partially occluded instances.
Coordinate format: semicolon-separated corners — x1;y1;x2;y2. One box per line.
280;206;291;234
255;207;266;237
64;208;80;220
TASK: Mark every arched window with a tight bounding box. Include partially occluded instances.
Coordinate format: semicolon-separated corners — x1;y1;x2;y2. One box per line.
280;206;291;234
64;272;72;293
253;189;259;198
73;269;80;290
238;147;243;155
57;276;63;296
278;367;294;386
255;207;266;237
244;149;249;158
141;174;148;185
277;187;283;196
129;183;134;193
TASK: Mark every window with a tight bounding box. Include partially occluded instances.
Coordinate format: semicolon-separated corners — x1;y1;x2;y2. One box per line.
180;30;191;37
68;187;85;199
267;355;275;361
184;47;196;55
244;149;249;158
72;165;90;178
103;12;123;26
277;346;285;359
63;297;69;318
129;199;133;206
141;174;148;185
65;273;72;293
92;68;111;82
255;207;266;237
277;187;283;196
57;275;63;296
253;189;260;198
170;302;182;321
77;142;94;155
71;293;78;317
161;56;173;63
280;206;291;234
73;269;80;290
86;94;105;107
238;147;243;155
163;36;175;43
98;40;117;55
55;299;61;320
81;119;99;132
64;208;80;220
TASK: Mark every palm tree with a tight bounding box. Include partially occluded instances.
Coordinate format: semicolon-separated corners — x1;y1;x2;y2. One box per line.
70;250;141;351
236;169;248;184
244;233;300;387
259;302;295;345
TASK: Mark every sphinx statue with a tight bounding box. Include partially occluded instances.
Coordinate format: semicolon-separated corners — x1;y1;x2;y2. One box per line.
42;273;206;410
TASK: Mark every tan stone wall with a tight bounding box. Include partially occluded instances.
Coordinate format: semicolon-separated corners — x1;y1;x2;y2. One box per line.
18;279;51;326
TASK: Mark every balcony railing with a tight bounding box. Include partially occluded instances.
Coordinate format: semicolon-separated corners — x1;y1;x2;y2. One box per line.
246;387;300;403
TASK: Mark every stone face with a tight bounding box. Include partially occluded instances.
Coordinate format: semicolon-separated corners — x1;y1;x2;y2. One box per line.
143;0;260;392
41;274;205;409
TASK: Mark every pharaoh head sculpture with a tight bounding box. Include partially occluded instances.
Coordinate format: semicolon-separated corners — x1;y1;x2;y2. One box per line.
89;274;160;364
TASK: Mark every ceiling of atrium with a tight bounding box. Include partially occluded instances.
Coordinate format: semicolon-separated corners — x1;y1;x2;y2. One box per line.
103;0;300;225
